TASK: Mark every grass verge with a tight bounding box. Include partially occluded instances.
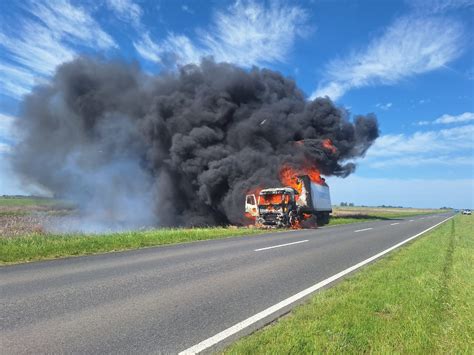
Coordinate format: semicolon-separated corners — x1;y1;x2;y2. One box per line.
0;227;265;264
224;215;473;354
0;197;57;206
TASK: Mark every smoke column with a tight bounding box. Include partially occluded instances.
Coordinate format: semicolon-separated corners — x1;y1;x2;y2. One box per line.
12;57;379;229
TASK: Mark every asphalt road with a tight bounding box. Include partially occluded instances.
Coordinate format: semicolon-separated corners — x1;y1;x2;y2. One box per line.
1;213;453;354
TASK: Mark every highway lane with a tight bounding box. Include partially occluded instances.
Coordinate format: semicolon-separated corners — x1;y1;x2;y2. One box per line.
1;213;453;354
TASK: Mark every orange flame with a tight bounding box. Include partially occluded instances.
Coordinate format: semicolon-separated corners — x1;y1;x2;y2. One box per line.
322;139;337;154
279;164;324;193
259;193;289;205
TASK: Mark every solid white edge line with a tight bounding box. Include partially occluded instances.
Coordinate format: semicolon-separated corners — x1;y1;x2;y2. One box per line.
354;228;373;233
390;222;400;225
254;240;309;252
179;215;454;355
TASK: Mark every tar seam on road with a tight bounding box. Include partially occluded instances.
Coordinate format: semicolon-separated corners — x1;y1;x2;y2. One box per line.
179;215;454;355
390;222;400;225
354;228;373;233
254;240;309;252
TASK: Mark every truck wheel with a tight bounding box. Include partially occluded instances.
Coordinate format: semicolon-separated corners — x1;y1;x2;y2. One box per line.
324;213;330;225
316;213;325;226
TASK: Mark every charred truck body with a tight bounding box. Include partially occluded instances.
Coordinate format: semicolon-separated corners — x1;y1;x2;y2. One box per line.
245;175;332;228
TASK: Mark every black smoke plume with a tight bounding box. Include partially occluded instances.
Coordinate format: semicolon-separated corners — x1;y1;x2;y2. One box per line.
12;57;378;229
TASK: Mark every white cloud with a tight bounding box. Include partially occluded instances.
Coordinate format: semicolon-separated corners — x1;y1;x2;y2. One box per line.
312;15;464;100
369;124;474;157
0;142;11;154
202;0;308;66
417;112;474;125
0;62;37;99
29;0;116;50
0;0;116;99
375;102;393;110
369;155;473;168
434;112;474;124
106;0;143;28
134;32;202;66
181;5;194;14
133;32;163;63
327;175;473;209
409;0;474;14
365;124;474;168
0;113;18;141
133;0;308;67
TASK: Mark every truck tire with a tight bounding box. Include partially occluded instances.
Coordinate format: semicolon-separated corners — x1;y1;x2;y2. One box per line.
324;212;330;225
315;212;330;226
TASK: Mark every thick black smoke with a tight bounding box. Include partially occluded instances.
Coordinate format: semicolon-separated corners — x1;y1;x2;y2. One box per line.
12;57;378;228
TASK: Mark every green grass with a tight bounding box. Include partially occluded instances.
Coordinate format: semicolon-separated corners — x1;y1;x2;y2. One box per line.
0;210;29;217
0;227;265;264
224;215;473;354
0;197;57;207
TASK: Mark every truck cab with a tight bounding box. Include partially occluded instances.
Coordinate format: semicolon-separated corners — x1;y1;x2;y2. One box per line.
245;187;299;227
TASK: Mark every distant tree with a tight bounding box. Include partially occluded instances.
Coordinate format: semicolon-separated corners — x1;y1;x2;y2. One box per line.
340;202;347;206
349;203;354;207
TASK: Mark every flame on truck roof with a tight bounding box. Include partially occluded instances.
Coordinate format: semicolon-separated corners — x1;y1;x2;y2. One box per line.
259;187;297;195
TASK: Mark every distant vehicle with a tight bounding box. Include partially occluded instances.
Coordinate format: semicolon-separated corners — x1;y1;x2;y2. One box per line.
245;175;332;228
462;209;471;215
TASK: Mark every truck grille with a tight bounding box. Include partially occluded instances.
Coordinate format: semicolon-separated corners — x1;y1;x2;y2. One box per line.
261;213;280;225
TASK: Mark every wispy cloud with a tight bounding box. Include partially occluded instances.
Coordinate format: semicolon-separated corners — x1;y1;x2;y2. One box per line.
0;113;17;157
369;125;473;157
0;142;12;154
418;98;431;104
134;32;202;66
0;62;37;98
202;0;308;66
312;15;464;100
106;0;143;28
417;112;474;125
366;124;474;168
133;0;308;67
0;113;18;141
375;102;393;110
181;5;194;14
409;0;474;14
0;0;116;99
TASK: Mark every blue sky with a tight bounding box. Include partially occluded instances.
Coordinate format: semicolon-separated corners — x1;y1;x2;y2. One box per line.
0;0;473;208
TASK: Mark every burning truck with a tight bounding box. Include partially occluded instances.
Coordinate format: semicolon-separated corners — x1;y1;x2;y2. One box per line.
245;167;332;228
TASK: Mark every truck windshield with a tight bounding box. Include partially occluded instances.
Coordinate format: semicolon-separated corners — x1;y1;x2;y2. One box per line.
258;193;289;205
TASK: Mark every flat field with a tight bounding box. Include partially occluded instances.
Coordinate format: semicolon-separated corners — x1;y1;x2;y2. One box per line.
329;206;447;225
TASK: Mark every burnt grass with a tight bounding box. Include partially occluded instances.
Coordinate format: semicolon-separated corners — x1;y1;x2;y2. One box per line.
0;199;75;237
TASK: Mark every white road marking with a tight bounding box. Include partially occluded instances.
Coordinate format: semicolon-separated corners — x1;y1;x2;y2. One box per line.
179;215;454;355
409;220;414;222
390;222;400;226
254;240;309;251
354;228;373;233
